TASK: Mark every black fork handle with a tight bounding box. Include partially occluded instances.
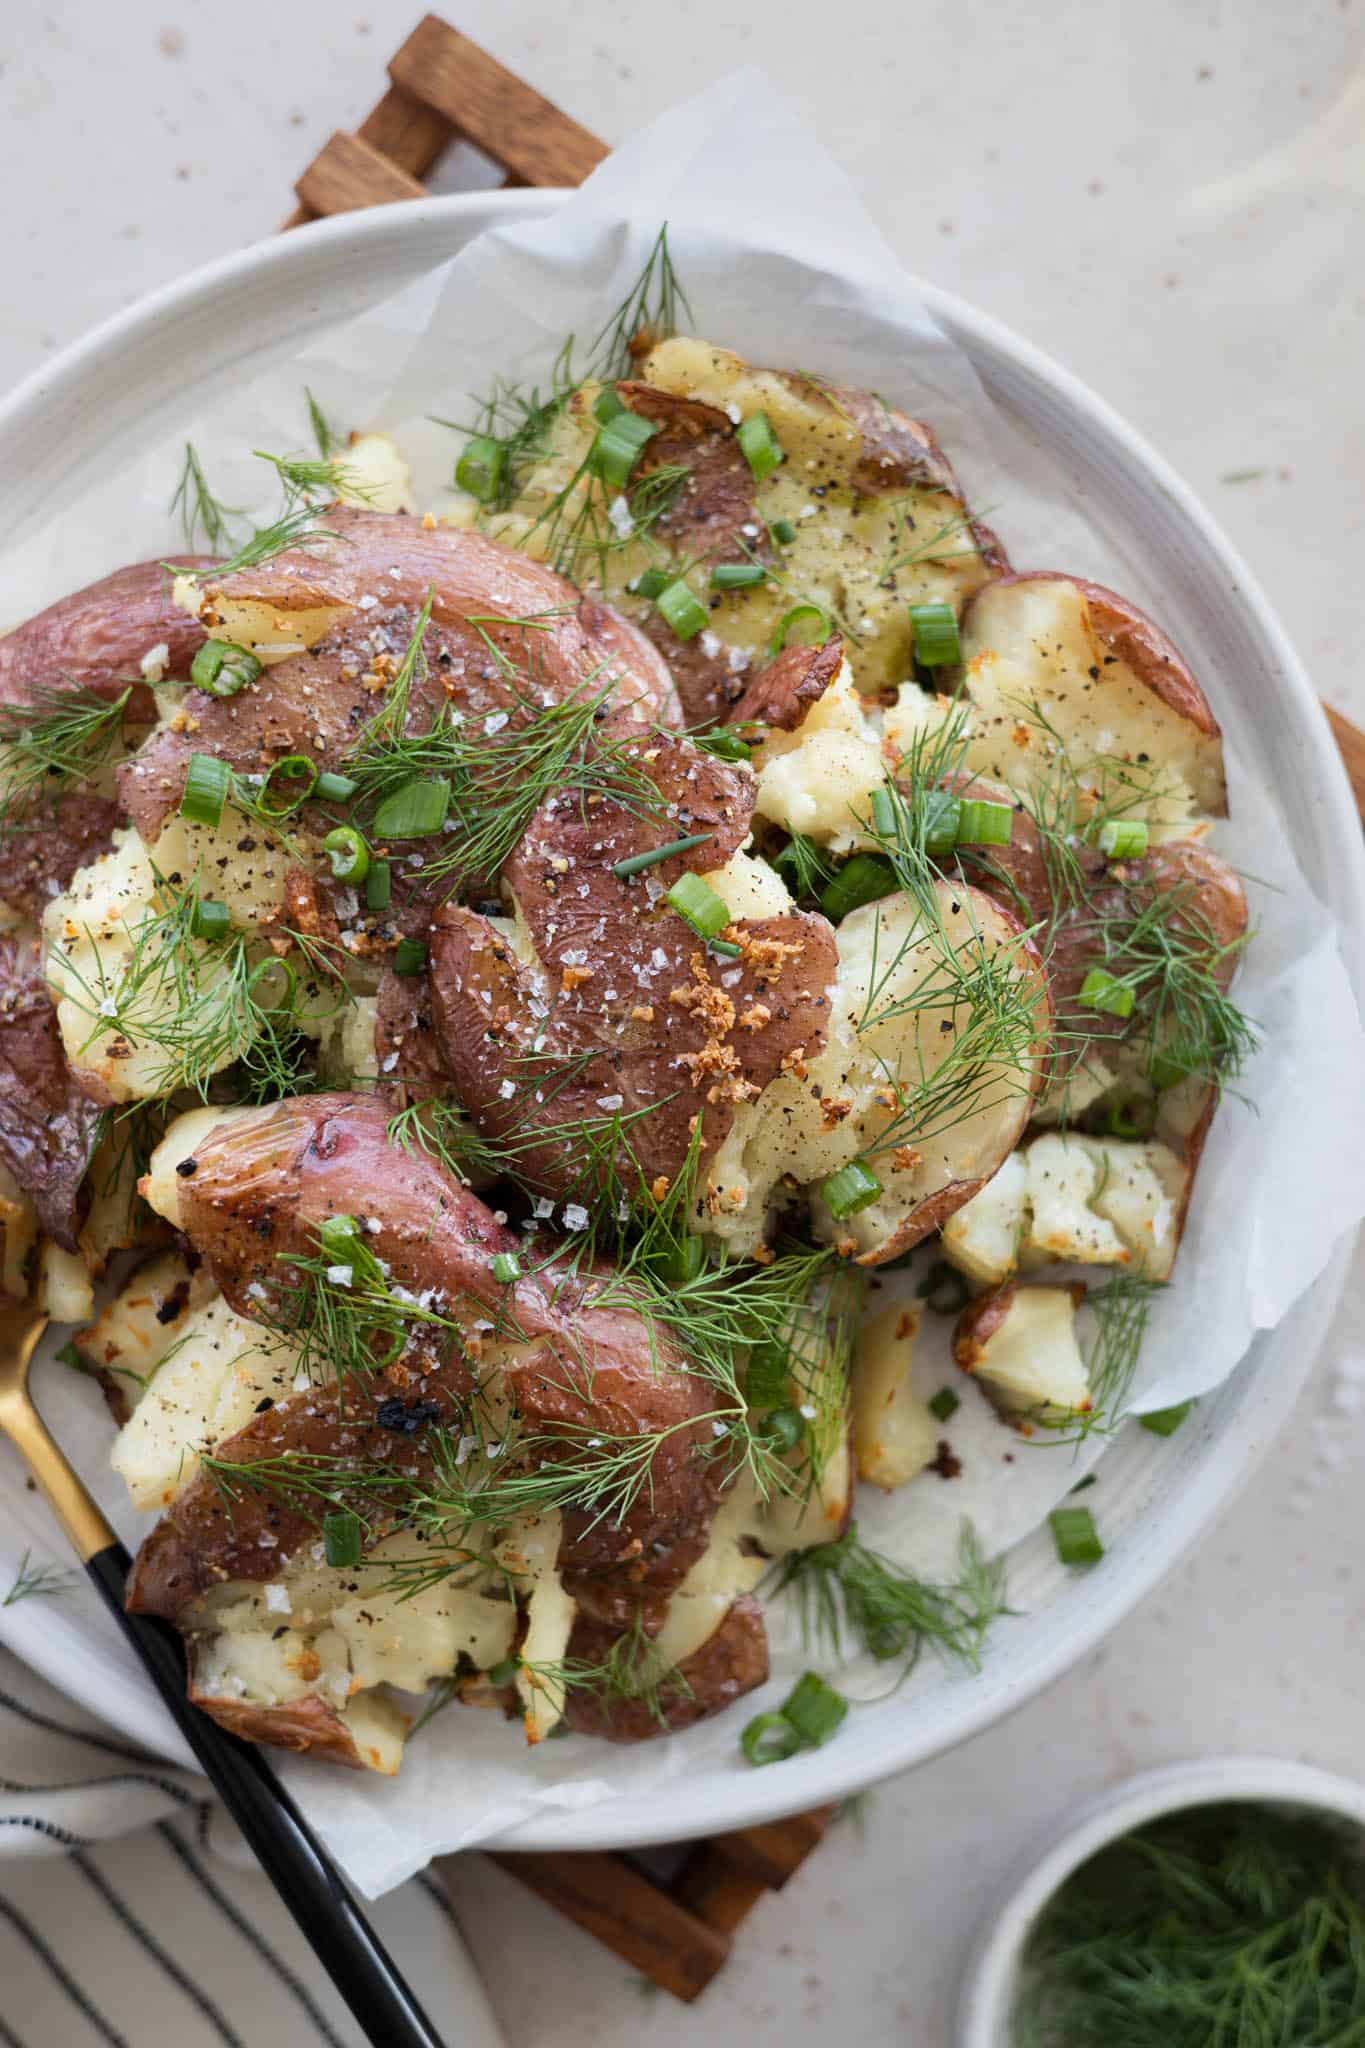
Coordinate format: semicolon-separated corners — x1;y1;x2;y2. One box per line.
85;1541;450;2048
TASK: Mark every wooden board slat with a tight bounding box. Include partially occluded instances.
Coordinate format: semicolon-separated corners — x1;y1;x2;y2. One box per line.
389;15;608;189
1325;704;1365;825
483;1850;731;2002
294;130;430;219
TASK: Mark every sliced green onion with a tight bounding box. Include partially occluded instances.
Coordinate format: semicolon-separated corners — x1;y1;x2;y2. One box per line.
54;1339;85;1372
318;1214;361;1261
1049;1505;1104;1568
1097;818;1149;860
630;567;670;600
190;899;230;943
487;1657;520;1687
922;791;963;858
665;870;730;941
593;385;625;424
711;562;768;591
588;411;658;491
259;754;318;815
655;577;709;642
611;831;714;880
659;1235;705;1286
1140;1400;1194;1438
456;435;506;504
491;1252;522;1286
694;730;752;763
180;752;230;828
373;777;451;838
763;1406;805;1452
917;1261;971;1316
1103;1094;1158;1141
769;518;797;545
745;1341;790;1410
1148;1050;1191;1092
955;799;1013;848
323;826;370;884
393;937;428;977
736;411;785;483
365;860;392;912
820;853;899;923
780;1672;849;1748
871;787;899;838
767;603;830;657
822;1161;882;1220
909;601;961;667
315;771;358;803
708;937;743;959
1078;967;1136;1019
928;1386;960;1423
1070;1473;1097;1494
322;1509;363;1568
742;1711;804;1767
191;639;262;698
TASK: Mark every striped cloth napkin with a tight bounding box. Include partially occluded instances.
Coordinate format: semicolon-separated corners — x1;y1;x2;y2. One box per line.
0;1646;507;2048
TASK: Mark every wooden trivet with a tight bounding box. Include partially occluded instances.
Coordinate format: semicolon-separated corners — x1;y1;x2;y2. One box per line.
285;12;1365;2001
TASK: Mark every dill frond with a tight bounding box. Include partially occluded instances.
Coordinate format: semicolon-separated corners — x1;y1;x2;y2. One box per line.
305;388;337;460
770;1520;1007;1678
3;1549;78;1606
0;685;133;828
169;441;244;553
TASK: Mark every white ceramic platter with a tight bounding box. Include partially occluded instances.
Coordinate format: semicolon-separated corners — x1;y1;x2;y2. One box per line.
0;192;1360;1852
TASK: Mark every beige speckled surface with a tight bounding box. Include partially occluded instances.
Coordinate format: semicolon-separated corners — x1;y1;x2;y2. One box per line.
1;2;1362;2041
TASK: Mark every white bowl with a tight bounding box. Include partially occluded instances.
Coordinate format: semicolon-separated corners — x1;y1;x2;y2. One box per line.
0;192;1361;1852
957;1755;1365;2045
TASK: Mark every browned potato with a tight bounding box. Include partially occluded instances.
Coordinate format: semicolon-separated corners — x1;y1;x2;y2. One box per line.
429;725;838;1202
0;556;215;720
954;1279;1091;1423
0;792;128;923
957;573;1226;820
0;935;103;1249
561;1595;769;1743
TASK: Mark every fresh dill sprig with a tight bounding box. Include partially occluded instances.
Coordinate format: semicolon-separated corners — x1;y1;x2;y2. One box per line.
1015;1802;1365;2047
203;499;342;581
876;507;983;587
522;1610;692;1727
0;686;133;828
769;1520;1007;1679
3;1549;78;1606
591;224;693;376
305;388;337;460
54;870;344;1102
253;448;373;505
169;441;245;553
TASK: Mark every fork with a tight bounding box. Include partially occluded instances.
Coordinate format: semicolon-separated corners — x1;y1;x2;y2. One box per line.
0;1300;450;2048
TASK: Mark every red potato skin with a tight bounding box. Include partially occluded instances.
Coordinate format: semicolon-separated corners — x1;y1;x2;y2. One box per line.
561;1594;770;1743
0;791;127;923
0;556;215;722
726;635;844;734
0;936;103;1249
186;1671;380;1771
429;726;839;1201
129;1094;728;1627
119;508;680;841
953;1281;1017;1371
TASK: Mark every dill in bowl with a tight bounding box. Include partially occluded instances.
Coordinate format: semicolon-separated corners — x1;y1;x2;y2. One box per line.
1014;1801;1365;2045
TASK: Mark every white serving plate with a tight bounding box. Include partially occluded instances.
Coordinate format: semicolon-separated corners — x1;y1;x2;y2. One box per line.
0;191;1360;1853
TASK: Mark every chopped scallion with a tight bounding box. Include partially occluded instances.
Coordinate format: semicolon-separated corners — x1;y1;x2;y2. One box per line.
741;1711;803;1766
694;730;752;763
1102;1094;1158;1141
821;1161;882;1220
1097;818;1149;860
745;1340;790;1410
1140;1400;1194;1438
1049;1505;1104;1567
593;385;625;424
767;603;830;657
780;1671;849;1747
909;601;961;667
393;937;428;977
258;755;317;815
487;1657;520;1687
456;435;506;504
917;1262;971;1316
655;577;709;641
190;899;230;943
955;799;1013;847
711;562;768;591
611;832;714;880
180;753;230;828
659;1235;705;1286
365;860;391;913
928;1386;960;1423
323;826;370;884
372;777;451;839
491;1252;522;1286
665;871;730;941
763;1406;805;1452
630;567;670;600
769;517;797;545
736;411;785;483
1078;967;1136;1019
322;1510;363;1569
820;853;899;922
923;790;963;857
315;771;358;803
190;639;262;699
588;411;658;492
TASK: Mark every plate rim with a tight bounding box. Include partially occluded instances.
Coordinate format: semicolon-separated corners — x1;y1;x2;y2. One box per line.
1;188;1360;1855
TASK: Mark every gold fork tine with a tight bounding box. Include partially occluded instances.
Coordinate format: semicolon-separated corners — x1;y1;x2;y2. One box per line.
0;1301;115;1563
